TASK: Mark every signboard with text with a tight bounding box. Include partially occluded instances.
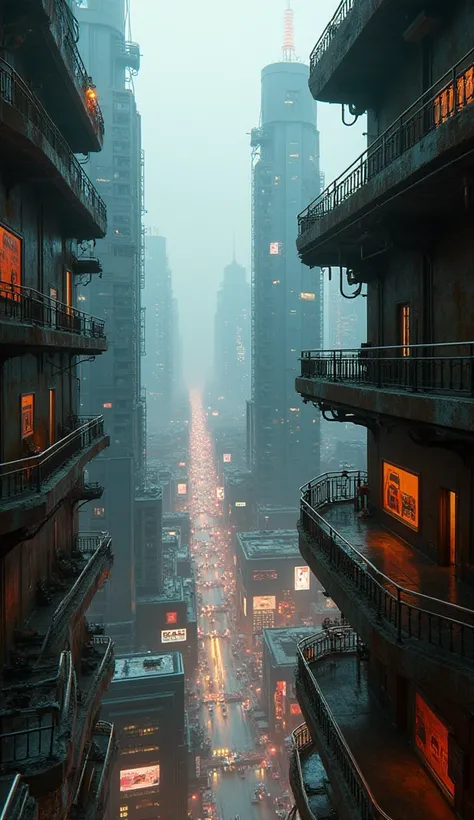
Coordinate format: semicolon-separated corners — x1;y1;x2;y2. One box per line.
161;628;187;643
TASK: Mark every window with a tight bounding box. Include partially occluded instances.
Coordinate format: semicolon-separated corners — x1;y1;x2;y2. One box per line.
0;225;22;295
21;394;34;438
398;303;410;356
93;507;105;517
439;489;457;566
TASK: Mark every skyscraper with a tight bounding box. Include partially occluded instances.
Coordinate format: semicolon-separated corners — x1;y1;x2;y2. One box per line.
143;234;175;434
250;8;322;507
213;258;251;418
75;0;144;651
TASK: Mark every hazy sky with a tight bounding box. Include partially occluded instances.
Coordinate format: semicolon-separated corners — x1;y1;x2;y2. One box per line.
132;0;366;381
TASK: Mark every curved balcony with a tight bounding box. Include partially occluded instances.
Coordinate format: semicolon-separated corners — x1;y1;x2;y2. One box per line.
290;723;335;820
296;629;457;820
297;342;474;433
0;281;107;355
298;48;474;269
0;418;109;538
10;0;104;152
0;59;106;239
70;721;116;820
299;472;474;672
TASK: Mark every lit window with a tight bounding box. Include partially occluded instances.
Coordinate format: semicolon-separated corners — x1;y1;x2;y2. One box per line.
77;295;86;301
21;394;34;439
289;153;300;158
272;280;280;285
103;402;113;409
93;507;105;517
269;242;280;255
300;292;315;301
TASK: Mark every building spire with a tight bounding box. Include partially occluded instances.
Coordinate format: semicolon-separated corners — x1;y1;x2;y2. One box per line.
282;1;296;62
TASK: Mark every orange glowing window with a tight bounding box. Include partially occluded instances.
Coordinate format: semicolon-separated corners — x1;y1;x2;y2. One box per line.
103;402;113;409
398;303;410;356
415;693;454;799
0;226;22;299
49;389;55;446
21;394;34;439
382;461;419;530
290;703;302;716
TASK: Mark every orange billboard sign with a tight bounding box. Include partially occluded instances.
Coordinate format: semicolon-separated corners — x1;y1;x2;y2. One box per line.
415;693;454;798
383;461;419;530
0;226;21;297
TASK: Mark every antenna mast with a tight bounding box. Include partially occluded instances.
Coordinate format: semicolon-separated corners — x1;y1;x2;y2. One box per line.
282;1;296;62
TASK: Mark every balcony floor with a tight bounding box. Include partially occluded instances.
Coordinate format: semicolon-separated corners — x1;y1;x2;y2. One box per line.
321;503;474;620
300;748;334;819
310;655;455;820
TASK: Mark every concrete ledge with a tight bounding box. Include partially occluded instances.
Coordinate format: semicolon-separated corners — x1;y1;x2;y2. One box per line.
0;319;108;354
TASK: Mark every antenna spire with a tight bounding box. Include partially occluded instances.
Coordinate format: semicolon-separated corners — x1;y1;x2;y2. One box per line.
282;1;296;62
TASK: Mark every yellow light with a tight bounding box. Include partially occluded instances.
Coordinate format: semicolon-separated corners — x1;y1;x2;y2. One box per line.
86;88;97;100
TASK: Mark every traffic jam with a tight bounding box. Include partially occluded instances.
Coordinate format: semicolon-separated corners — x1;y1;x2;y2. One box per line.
188;392;293;820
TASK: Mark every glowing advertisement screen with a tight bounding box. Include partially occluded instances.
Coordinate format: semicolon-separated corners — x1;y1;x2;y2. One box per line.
0;226;22;296
253;595;276;612
383;462;419;530
120;765;160;793
161;628;187;643
177;483;187;496
294;566;310;591
216;487;224;500
223;453;231;463
235;501;246;507
415;694;454;797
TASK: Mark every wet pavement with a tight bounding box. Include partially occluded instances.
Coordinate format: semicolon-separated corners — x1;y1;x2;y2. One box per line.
310;653;456;820
189;392;289;820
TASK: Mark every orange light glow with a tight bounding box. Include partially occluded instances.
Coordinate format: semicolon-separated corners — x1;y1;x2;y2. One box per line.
415;693;454;798
86;88;97;100
383;461;419;530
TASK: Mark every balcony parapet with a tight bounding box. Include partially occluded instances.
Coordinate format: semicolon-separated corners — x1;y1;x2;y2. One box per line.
296;629;390;820
0;58;107;239
289;724;318;820
0;417;106;504
70;721;116;820
0;774;37;820
297;342;474;432
309;0;354;74
300;472;474;664
298;47;474;266
0;281;107;354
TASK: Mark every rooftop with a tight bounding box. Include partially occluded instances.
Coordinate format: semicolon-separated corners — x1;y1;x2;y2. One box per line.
113;652;181;682
264;626;317;666
238;529;300;560
138;576;183;604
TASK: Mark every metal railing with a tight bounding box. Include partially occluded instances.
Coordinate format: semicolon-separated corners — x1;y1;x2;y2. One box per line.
296;629;390;820
0;775;31;820
0;651;75;767
290;723;317;820
0;416;105;500
93;722;116;814
300;472;474;660
71;721;115;817
0;58;106;232
0;281;105;341
299;47;474;235
309;0;355;70
300;341;474;396
44;0;104;141
82;637;114;711
39;535;113;661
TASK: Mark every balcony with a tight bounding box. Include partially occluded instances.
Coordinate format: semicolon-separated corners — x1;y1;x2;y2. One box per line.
0;775;36;820
289;723;336;820
299;472;474;685
0;635;114;798
0;282;107;355
70;722;116;820
0;59;107;239
71;482;104;502
71;256;103;277
0;420;109;540
8;0;104;152
296;629;457;820
297;342;474;433
298;48;474;270
308;0;450;107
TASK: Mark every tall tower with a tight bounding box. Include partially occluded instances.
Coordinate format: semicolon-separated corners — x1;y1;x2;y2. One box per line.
75;0;144;651
250;5;322;506
213;258;251;418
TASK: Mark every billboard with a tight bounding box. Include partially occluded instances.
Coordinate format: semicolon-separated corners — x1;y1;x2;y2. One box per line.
269;241;281;255
415;694;454;797
21;394;34;438
253;595;276;612
216;487;225;500
161;628;187;643
235;501;246;507
177;483;187;495
223;453;231;463
165;611;178;625
0;225;22;296
383;462;419;530
120;765;160;793
294;566;310;591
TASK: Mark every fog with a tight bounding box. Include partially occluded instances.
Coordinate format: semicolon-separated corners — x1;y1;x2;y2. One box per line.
132;0;366;382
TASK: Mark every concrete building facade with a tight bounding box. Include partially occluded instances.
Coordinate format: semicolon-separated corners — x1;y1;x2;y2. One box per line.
212;259;250;420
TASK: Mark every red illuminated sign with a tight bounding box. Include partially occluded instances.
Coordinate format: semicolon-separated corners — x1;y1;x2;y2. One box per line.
166;611;178;625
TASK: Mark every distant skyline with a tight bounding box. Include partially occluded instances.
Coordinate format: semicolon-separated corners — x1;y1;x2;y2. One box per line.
132;0;366;382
